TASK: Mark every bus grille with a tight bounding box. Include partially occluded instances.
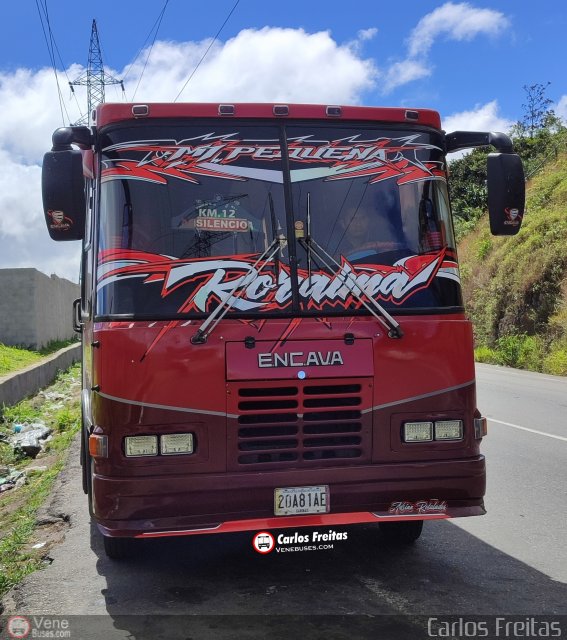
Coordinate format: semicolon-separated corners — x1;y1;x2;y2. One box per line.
227;379;373;469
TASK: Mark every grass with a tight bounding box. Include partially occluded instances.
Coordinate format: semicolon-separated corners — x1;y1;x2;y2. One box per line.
459;152;567;376
0;338;78;376
0;364;81;597
0;345;42;376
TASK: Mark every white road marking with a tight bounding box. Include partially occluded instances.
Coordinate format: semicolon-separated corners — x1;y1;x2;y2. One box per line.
488;418;567;442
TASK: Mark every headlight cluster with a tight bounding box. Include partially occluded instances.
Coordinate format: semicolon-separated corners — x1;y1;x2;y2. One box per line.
124;434;194;457
403;420;463;442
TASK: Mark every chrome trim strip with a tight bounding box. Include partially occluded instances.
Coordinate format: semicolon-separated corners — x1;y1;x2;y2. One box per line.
139;524;222;536
97;391;237;419
361;379;475;414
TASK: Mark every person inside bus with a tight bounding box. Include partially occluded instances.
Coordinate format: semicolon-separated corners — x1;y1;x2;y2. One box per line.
337;201;406;262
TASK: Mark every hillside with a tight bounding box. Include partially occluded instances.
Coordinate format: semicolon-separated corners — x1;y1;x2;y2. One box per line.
457;152;567;375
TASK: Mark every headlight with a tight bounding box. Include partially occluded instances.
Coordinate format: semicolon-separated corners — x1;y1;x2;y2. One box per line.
160;433;194;455
434;420;463;440
125;435;158;457
403;421;433;442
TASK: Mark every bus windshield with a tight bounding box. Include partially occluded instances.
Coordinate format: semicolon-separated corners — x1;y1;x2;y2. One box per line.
96;122;462;319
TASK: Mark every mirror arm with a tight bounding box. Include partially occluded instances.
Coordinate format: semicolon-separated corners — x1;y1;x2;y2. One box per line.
445;131;514;154
51;126;93;151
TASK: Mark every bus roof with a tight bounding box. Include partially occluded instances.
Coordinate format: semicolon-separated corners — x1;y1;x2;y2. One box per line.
95;103;442;130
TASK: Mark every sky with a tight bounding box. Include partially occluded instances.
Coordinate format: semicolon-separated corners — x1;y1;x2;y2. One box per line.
0;0;565;282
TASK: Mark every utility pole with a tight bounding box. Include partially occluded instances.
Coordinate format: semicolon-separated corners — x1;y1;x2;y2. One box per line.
69;19;124;125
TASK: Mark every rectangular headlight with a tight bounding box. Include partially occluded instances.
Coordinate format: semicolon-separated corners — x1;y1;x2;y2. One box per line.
435;420;463;440
125;435;158;457
403;421;433;442
160;433;194;455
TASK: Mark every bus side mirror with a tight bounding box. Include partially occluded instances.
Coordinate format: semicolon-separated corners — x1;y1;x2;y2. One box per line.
42;149;86;241
487;153;525;236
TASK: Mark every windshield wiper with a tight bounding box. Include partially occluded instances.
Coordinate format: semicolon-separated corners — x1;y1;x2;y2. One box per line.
301;198;403;339
191;214;287;345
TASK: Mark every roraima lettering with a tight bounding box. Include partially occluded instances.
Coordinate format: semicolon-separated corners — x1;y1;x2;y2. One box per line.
258;351;344;368
97;249;455;313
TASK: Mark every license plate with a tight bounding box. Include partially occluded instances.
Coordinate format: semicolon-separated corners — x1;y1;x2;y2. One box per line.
274;485;329;516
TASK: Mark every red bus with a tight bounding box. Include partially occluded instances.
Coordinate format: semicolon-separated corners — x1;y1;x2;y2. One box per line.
42;103;525;559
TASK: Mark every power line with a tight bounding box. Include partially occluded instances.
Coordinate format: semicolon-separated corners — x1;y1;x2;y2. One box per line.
132;0;170;101
174;0;240;102
38;2;86;122
35;0;70;125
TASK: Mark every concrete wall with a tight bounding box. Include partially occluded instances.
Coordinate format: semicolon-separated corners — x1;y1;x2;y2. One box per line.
0;269;79;349
0;343;81;408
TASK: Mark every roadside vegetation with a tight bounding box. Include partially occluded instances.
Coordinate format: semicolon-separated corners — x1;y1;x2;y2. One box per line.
0;338;78;376
0;365;81;598
450;83;567;375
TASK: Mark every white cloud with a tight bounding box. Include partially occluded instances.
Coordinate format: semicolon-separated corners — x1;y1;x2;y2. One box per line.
442;100;513;133
443;100;513;159
383;60;431;93
555;95;567;122
408;1;509;58
347;27;379;54
0;27;377;281
0;66;85;164
358;28;378;42
383;2;509;92
126;28;377;104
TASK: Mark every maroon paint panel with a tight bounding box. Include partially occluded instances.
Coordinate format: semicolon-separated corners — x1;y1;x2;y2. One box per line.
92;315;473;416
226;338;374;381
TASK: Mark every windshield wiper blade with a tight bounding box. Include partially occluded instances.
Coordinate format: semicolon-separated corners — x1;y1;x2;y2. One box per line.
269;193;283;277
191;224;287;345
300;235;404;339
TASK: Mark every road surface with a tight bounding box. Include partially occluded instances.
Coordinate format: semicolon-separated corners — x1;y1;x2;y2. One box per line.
2;363;566;639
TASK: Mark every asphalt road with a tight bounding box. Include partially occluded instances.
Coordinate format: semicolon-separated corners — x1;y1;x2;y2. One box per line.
2;364;566;639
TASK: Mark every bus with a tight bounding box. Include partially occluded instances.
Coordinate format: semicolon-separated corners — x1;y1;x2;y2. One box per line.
42;102;525;559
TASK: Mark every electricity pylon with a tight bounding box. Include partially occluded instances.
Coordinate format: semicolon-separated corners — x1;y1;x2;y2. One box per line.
70;19;124;125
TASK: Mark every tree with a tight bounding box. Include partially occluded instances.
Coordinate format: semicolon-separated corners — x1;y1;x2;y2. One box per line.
516;82;554;138
448;147;490;233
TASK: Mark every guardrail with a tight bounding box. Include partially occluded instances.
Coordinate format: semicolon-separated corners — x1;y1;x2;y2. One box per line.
0;343;81;409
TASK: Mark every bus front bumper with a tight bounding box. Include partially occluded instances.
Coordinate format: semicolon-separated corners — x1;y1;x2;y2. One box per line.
92;456;486;538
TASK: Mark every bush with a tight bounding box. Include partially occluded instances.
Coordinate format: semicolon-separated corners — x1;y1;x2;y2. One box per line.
543;348;567;376
494;334;525;367
474;346;500;364
478;334;546;371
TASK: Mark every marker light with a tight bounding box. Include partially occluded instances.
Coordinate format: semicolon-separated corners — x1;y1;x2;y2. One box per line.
218;104;235;116
326;105;342;117
132;105;149;117
160;433;194;455
125;435;158;457
403;422;433;442
89;434;108;458
474;417;488;439
434;420;463;440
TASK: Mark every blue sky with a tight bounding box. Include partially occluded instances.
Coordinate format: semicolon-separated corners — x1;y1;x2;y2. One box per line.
0;1;565;279
3;0;564;121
